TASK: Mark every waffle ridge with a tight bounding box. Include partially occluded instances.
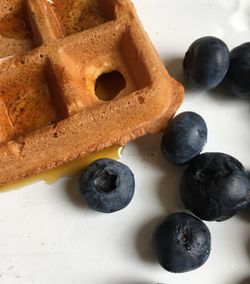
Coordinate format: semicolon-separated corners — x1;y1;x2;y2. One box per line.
0;0;184;185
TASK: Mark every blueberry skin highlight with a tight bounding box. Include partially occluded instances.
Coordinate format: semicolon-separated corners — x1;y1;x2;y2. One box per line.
161;112;207;165
79;158;135;213
225;42;250;99
153;212;211;273
180;153;250;221
183;36;230;90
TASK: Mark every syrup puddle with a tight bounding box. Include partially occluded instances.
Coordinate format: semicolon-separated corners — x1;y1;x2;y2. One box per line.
0;146;122;192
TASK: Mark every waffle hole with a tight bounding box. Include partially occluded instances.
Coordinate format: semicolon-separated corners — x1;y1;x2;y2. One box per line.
95;71;126;101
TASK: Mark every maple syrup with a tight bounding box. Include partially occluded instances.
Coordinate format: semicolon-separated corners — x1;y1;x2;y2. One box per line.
0;146;122;192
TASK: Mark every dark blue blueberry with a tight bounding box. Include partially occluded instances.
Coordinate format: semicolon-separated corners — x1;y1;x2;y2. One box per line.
153;212;211;273
180;153;250;221
161;112;207;165
79;158;135;213
225;42;250;99
183;36;230;90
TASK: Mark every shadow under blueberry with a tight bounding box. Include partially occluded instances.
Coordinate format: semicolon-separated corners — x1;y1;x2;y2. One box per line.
164;57;184;84
132;134;162;161
208;81;238;102
132;134;171;169
237;209;250;223
237;276;250;284
157;166;186;214
64;175;89;210
246;237;250;260
135;216;163;263
133;134;186;213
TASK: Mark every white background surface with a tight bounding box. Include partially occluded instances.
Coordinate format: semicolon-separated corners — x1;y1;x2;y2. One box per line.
0;1;250;283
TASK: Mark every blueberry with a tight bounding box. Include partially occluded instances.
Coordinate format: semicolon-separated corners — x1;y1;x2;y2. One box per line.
180;153;250;221
225;42;250;99
183;36;230;90
79;158;135;213
161;112;207;165
153;212;211;273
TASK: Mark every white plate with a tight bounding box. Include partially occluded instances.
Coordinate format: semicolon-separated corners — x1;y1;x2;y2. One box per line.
0;1;249;283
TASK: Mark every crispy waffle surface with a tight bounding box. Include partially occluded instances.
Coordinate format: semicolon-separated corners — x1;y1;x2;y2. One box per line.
0;0;184;185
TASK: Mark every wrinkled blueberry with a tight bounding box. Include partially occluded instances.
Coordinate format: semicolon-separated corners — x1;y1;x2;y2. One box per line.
161;112;207;165
79;158;135;213
180;153;250;221
183;36;230;90
153;212;211;273
225;42;250;99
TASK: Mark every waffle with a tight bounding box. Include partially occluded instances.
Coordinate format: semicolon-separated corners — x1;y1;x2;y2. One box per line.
0;0;184;185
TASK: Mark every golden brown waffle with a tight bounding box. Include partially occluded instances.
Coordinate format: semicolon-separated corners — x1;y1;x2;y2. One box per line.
0;0;184;185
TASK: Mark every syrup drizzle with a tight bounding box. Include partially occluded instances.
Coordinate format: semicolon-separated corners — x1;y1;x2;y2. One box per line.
0;146;122;192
